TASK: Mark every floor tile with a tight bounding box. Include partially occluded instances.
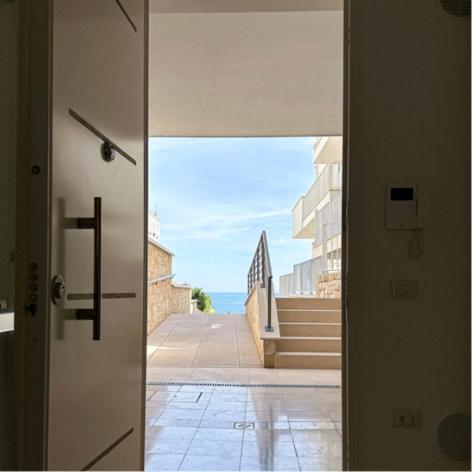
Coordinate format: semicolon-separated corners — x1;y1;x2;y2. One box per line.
334;421;342;435
289;421;336;430
291;429;340;443
245;411;289;422
145;437;193;454
179;454;241;471
243;429;293;443
170;392;202;403
287;411;331;421
240;455;300;471
187;439;242;458
293;437;342;458
199;419;239;429
166;401;208;410
146;406;166;420
146;426;197;439
298;456;342;471
207;400;246;411
179;385;215;393
145;453;184;471
211;392;248;403
202;410;246;422
253;421;290;430
153;418;201;428
159;408;205;421
242;440;297;458
194;427;243;441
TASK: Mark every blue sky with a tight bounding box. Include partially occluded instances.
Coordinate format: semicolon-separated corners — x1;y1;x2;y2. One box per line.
149;137;317;292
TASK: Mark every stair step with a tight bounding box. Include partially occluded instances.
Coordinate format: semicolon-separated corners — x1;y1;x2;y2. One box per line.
275;351;342;369
277;336;341;353
279;322;341;337
276;297;341;310
278;309;341;323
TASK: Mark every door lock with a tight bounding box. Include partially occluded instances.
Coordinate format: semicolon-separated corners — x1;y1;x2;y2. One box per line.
52;275;66;305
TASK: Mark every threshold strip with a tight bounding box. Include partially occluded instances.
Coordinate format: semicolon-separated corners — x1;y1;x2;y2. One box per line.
146;381;341;389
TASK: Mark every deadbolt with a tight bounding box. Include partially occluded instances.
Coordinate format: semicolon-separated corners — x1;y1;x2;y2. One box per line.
52;275;66;305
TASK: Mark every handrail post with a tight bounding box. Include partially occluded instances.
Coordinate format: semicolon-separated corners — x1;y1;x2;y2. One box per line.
265;275;274;332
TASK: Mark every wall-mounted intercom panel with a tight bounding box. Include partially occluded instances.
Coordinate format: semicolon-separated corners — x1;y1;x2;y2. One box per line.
385;185;427;229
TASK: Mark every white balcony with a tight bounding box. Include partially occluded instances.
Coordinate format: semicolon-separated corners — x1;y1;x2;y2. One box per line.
292;163;342;239
313;136;343;164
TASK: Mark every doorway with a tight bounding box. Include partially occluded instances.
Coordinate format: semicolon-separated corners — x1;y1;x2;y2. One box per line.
9;1;346;470
144;135;343;471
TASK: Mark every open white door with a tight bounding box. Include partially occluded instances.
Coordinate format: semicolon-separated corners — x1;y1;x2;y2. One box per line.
16;1;148;470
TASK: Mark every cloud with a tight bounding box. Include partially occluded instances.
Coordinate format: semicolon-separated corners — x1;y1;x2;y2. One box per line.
164;208;291;232
167;225;252;241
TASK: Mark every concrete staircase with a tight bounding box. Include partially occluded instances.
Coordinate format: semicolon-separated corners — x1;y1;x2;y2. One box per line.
274;297;342;369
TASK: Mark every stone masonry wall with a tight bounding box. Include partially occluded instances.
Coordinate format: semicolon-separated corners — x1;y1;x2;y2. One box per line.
245;286;265;364
147;278;173;334
317;271;341;298
147;240;191;334
171;285;191;314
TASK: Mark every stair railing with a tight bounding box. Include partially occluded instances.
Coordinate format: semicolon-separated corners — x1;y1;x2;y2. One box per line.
248;231;274;332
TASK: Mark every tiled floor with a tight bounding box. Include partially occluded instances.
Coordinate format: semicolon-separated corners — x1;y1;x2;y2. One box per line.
146;314;342;471
145;383;342;471
147;314;262;368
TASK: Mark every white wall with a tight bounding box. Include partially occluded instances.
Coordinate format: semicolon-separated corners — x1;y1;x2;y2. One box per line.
345;1;470;470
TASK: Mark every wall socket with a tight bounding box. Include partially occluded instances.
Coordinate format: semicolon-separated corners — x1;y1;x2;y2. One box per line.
390;280;418;299
394;409;422;429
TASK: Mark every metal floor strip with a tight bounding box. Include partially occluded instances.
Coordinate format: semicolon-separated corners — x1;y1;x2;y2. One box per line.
146;381;341;389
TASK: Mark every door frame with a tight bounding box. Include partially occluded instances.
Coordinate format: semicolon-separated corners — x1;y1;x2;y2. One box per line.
14;1;149;469
342;0;359;469
14;1;353;469
15;1;52;468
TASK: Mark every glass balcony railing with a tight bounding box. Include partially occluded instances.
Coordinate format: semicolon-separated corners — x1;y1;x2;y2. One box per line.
314;191;342;245
292;163;342;238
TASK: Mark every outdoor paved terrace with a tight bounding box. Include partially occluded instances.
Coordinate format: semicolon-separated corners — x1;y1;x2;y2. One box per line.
147;313;261;368
145;313;342;471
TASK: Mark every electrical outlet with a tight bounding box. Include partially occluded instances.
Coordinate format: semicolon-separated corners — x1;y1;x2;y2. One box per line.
394;409;422;429
390;280;418;299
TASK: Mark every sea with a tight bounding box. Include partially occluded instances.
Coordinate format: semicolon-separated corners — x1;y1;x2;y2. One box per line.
208;292;247;315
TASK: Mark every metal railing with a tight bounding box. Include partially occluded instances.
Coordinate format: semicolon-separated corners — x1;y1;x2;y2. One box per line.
248;231;274;332
148;273;174;285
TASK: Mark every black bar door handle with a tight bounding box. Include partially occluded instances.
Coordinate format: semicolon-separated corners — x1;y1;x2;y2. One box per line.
76;197;102;340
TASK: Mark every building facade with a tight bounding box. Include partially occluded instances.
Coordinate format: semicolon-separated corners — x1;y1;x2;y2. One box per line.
280;137;342;297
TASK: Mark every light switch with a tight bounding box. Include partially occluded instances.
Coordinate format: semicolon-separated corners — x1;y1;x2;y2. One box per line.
390;280;418;299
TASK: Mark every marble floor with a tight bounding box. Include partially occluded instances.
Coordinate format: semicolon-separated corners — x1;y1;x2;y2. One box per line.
145;314;342;471
145;383;342;471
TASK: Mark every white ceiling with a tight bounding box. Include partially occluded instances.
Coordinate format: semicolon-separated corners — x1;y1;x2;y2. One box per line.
149;3;343;137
